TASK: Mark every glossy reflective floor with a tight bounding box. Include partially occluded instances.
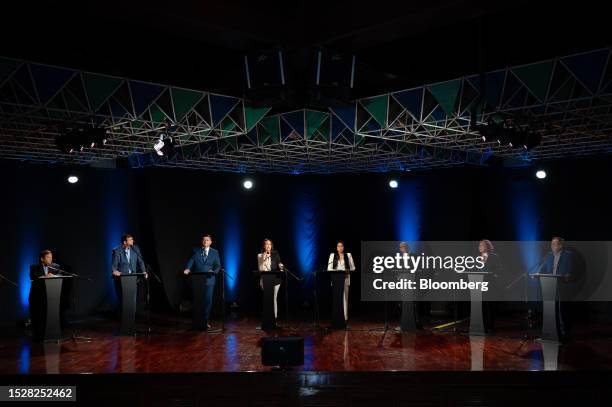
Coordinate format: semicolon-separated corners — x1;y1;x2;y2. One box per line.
2;316;612;374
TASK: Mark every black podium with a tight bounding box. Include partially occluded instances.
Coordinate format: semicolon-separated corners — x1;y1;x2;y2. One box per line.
532;273;563;342
31;276;73;342
398;271;418;332
463;271;490;335
117;273;145;336
253;271;284;330
315;270;349;330
188;271;216;330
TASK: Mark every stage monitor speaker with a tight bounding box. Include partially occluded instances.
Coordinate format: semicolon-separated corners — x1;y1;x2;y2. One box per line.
261;336;304;367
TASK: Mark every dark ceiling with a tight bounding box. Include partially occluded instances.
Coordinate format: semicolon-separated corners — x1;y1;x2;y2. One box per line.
2;0;609;105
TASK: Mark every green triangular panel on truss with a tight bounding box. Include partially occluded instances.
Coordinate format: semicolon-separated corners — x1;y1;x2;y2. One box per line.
149;103;170;123
512;61;554;102
429;79;461;116
171;87;204;122
362;95;388;127
245;106;270;132
260;116;280;143
83;73;122;111
305;110;328;138
317;118;330;141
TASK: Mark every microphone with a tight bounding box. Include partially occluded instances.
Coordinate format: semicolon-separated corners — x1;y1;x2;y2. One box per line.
48;264;63;273
47;264;80;277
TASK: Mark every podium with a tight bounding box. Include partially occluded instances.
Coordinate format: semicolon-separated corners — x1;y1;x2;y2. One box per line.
253;271;284;330
188;271;216;330
315;270;349;329
31;276;73;341
532;273;563;342
117;273;146;336
463;271;490;336
398;271;418;332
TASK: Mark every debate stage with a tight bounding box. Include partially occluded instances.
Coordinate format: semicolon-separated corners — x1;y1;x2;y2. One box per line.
2;315;612;405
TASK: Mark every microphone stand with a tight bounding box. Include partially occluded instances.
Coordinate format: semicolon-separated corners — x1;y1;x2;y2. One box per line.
209;268;233;333
145;265;155;335
48;266;93;343
281;267;303;328
369;272;390;332
316;261;336;331
0;273;18;287
313;271;321;329
142;263;162;335
505;255;548;340
133;248;158;335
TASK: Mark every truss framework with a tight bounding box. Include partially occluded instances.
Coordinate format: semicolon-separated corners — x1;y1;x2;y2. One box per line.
1;48;611;173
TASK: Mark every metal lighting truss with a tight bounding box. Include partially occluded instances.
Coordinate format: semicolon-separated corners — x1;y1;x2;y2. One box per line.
0;48;611;173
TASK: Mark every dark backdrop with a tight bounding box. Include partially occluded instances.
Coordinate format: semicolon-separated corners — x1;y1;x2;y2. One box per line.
1;156;610;325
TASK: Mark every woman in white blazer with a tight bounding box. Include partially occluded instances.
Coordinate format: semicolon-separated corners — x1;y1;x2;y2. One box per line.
327;241;355;322
257;238;283;320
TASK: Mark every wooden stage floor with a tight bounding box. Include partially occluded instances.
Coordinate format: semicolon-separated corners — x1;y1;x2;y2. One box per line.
2;316;612;374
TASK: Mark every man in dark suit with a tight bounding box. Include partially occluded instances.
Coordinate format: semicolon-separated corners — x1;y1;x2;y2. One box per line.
542;237;575;340
111;234;148;315
30;249;58;279
183;234;222;329
29;250;57;340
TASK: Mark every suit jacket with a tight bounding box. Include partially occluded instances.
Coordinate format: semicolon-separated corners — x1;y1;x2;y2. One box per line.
112;245;146;276
29;264;47;305
185;247;221;286
482;253;501;276
30;263;46;280
544;250;573;277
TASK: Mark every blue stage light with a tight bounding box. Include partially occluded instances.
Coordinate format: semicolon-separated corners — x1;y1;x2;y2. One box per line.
222;206;240;300
511;180;541;302
395;180;422;242
293;190;318;278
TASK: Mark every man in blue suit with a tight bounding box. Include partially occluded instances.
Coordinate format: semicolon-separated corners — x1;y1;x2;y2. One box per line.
112;234;148;278
542;237;575;340
111;234;148;317
183;234;221;329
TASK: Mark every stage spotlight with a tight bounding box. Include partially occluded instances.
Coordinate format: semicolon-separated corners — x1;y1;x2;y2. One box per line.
56;125;108;153
67;175;79;184
153;133;176;156
524;133;542;150
536;170;547;179
509;131;525;148
389;179;399;189
87;127;107;148
475;124;490;142
243;180;254;190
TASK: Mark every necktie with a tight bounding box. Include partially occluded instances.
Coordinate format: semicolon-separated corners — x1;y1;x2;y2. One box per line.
126;249;131;273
